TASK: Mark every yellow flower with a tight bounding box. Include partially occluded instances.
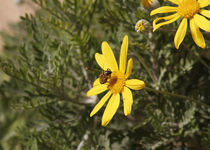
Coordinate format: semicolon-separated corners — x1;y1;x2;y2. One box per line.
87;35;145;126
150;0;210;49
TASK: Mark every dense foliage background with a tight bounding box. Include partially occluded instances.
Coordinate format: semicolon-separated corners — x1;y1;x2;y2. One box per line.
0;0;210;149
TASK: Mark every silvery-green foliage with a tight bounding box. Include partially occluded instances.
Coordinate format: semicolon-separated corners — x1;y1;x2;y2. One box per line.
0;0;209;149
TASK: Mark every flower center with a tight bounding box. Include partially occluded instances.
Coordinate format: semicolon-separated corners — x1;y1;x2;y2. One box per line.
177;0;200;18
136;21;145;32
108;71;125;94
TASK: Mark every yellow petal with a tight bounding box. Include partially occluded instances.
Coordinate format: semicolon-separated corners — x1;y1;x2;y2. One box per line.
190;18;206;49
102;93;120;126
95;53;108;70
194;14;210;32
119;35;128;74
198;0;210;8
200;9;210;19
153;13;180;31
174;18;188;49
125;79;145;90
150;6;178;16
102;42;118;71
87;84;108;96
125;58;133;79
93;78;100;87
122;87;133;116
90;91;112;117
168;0;180;5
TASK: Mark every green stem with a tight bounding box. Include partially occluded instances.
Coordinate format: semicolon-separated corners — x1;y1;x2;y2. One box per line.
192;53;210;70
148;32;159;81
183;44;210;70
144;87;210;108
131;49;157;84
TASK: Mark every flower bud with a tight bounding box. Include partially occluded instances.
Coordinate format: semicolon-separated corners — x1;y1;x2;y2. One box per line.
135;19;151;33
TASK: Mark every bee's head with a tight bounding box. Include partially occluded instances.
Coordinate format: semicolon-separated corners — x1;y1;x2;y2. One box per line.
104;68;112;75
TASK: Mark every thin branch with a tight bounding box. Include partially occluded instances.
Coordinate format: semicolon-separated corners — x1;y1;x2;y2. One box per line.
2;69;88;106
144;87;210;109
77;132;89;150
148;32;159;81
131;49;157;84
183;44;210;70
76;49;92;89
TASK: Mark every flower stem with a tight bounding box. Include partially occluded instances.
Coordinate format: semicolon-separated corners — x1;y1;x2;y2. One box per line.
131;49;157;84
144;87;210;108
148;32;159;81
183;44;210;70
192;52;210;70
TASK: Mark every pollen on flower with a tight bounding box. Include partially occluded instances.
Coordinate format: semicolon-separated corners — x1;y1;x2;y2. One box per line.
177;0;200;18
108;71;125;93
135;21;145;32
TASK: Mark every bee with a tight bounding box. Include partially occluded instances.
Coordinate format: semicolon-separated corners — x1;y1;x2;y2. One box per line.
99;68;112;84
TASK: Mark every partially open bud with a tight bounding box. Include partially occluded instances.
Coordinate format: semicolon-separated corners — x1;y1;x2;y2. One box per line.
135;19;151;33
142;0;160;12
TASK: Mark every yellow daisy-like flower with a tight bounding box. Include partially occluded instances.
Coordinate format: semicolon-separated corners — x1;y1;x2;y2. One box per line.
150;0;210;49
87;35;145;126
